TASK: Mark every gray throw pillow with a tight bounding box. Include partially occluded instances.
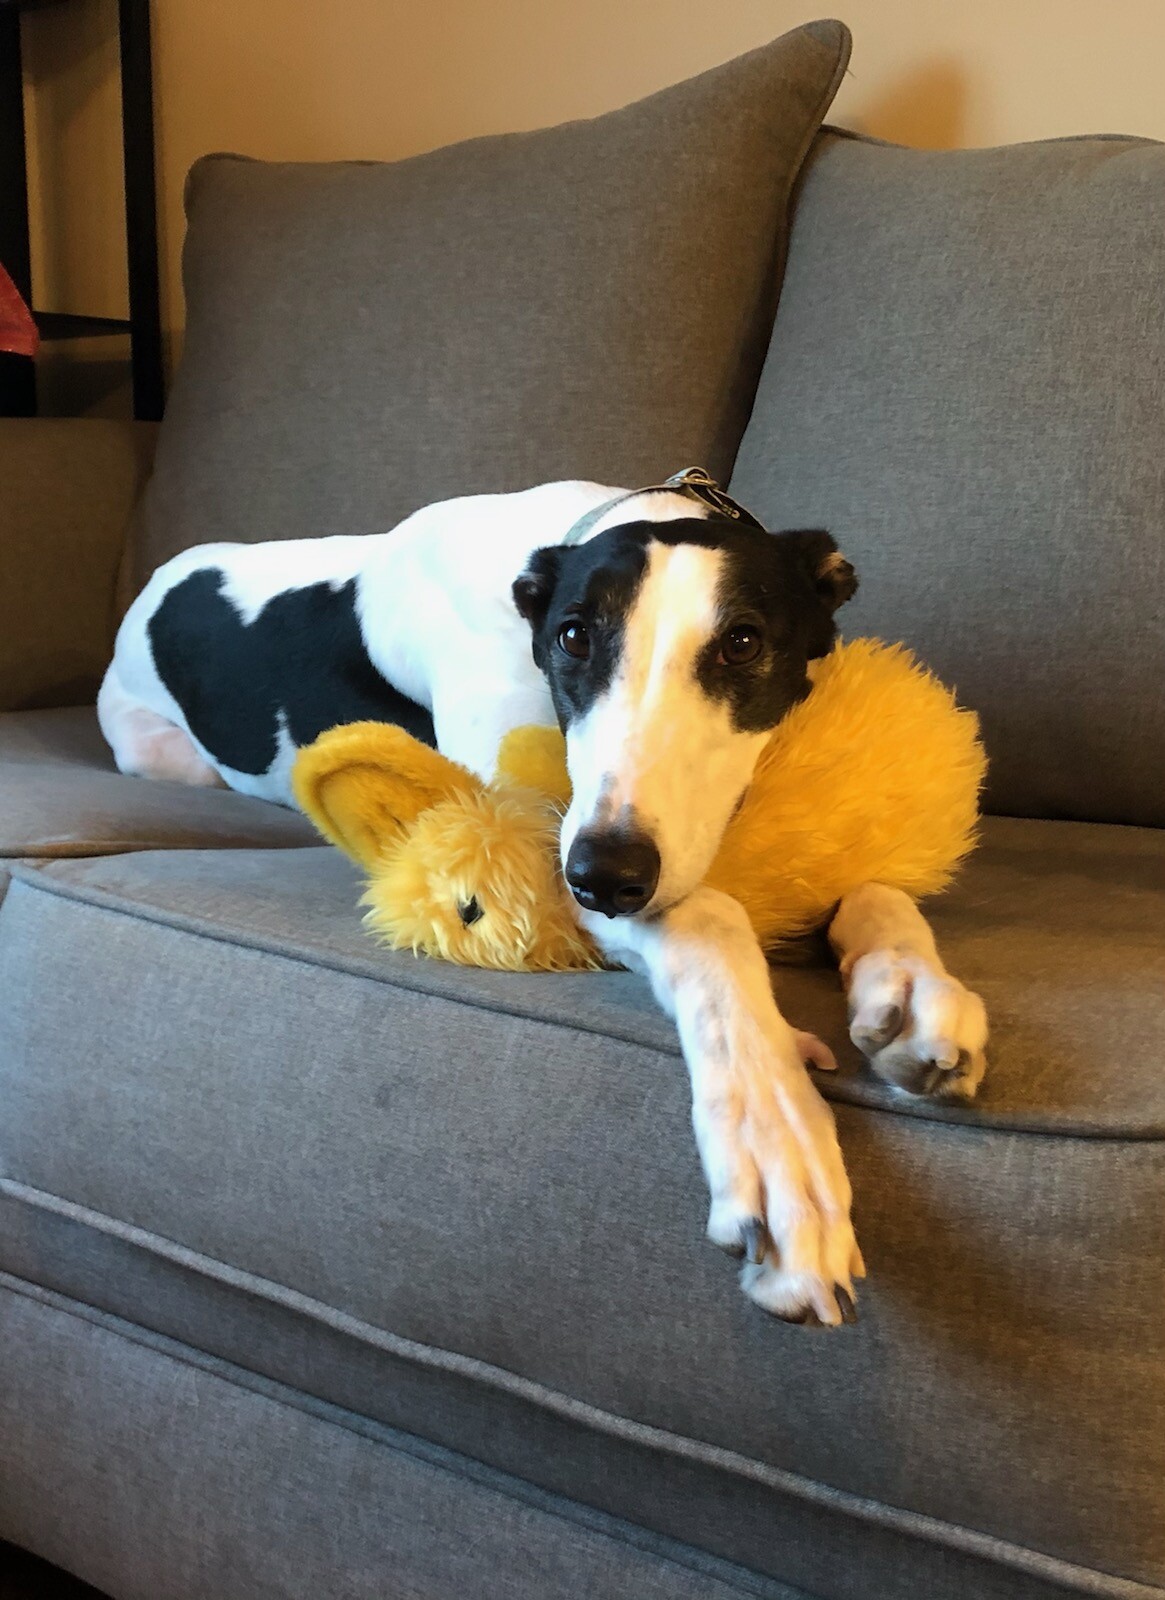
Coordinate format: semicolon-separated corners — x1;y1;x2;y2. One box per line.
133;21;850;582
732;128;1165;829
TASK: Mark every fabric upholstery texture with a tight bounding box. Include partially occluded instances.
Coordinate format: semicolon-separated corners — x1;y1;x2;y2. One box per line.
1;821;1162;1596
7;818;1161;1131
0;419;157;712
132;21;850;580
0;1280;808;1600
6;48;1164;1600
0;708;317;857
731;130;1165;828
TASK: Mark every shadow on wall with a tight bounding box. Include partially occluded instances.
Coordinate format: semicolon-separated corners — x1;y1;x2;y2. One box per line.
844;60;969;150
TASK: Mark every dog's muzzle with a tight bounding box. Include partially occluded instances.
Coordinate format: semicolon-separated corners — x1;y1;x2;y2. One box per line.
565;829;661;918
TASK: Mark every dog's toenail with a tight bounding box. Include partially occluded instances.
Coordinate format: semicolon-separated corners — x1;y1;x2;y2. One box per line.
837;1287;859;1324
876;1003;903;1040
742;1218;768;1265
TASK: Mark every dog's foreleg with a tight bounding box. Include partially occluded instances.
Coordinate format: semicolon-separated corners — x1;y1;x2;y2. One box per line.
586;886;863;1326
829;883;988;1099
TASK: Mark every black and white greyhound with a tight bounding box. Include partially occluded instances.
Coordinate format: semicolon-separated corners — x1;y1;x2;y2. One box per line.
100;472;988;1327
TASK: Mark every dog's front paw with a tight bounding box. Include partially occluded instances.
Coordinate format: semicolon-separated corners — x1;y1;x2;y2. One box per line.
698;1027;864;1326
847;949;988;1100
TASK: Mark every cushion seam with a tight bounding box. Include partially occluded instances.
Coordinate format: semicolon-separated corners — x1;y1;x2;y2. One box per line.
817;122;1163;152
724;23;851;487
7;863;1163;1141
0;1178;1159;1599
1;837;312;861
0;1269;795;1600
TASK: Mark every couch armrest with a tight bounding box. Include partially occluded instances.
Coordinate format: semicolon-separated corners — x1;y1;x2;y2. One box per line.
0;417;158;712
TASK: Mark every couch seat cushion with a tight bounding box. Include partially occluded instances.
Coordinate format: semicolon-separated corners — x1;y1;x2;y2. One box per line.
0;707;316;857
0;819;1162;1597
134;21;850;580
732;129;1165;828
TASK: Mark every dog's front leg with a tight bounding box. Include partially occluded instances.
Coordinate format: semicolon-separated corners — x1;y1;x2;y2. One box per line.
829;883;988;1099
585;886;864;1326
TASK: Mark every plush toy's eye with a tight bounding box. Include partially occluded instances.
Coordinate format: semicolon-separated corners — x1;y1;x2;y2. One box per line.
716;623;763;667
458;897;483;926
557;621;590;660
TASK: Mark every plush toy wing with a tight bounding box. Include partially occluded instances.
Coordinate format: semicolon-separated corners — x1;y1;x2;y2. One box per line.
495;723;571;808
707;638;986;948
292;721;482;868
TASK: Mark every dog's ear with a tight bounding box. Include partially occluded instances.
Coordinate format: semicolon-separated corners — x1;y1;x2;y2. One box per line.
512;546;566;670
512;546;564;631
780;530;858;614
293;721;482;869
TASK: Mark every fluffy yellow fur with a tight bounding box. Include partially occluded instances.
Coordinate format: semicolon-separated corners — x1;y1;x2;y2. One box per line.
362;785;600;970
705;638;985;947
293;639;985;970
292;720;599;972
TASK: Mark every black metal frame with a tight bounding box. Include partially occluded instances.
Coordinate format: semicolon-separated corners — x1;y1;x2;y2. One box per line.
117;0;162;419
0;0;164;419
0;3;36;415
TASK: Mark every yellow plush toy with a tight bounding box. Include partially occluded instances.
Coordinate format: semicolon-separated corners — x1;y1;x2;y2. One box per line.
293;716;602;971
293;638;985;971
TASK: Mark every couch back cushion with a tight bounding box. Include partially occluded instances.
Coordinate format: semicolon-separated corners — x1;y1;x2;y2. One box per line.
133;21;849;583
732;130;1165;827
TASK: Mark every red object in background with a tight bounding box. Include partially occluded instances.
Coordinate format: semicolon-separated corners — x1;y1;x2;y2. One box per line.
0;262;38;358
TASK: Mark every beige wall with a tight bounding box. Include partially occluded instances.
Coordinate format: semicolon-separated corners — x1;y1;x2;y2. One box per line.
21;0;1165;398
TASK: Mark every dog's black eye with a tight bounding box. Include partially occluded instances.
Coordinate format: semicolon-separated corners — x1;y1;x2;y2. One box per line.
557;621;591;660
717;624;763;666
458;897;483;926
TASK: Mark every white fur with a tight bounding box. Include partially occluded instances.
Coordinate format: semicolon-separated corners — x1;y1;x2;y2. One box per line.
103;484;614;793
97;665;223;787
101;480;989;1324
560;541;770;911
583;887;863;1324
829;884;989;1099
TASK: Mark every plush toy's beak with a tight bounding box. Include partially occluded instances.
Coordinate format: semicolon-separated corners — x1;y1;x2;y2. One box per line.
292;721;483;869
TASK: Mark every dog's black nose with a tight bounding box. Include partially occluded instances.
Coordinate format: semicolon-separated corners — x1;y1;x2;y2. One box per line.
565;830;661;917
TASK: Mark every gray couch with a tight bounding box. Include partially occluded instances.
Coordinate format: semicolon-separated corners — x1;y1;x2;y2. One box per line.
1;21;1163;1600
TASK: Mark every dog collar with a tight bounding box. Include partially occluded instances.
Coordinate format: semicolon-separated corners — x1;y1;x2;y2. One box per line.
560;467;765;547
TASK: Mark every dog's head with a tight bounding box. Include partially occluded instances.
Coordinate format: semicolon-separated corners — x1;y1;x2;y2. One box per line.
513;514;857;916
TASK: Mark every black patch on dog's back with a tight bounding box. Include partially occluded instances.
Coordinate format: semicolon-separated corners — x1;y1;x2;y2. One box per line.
149;567;433;775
